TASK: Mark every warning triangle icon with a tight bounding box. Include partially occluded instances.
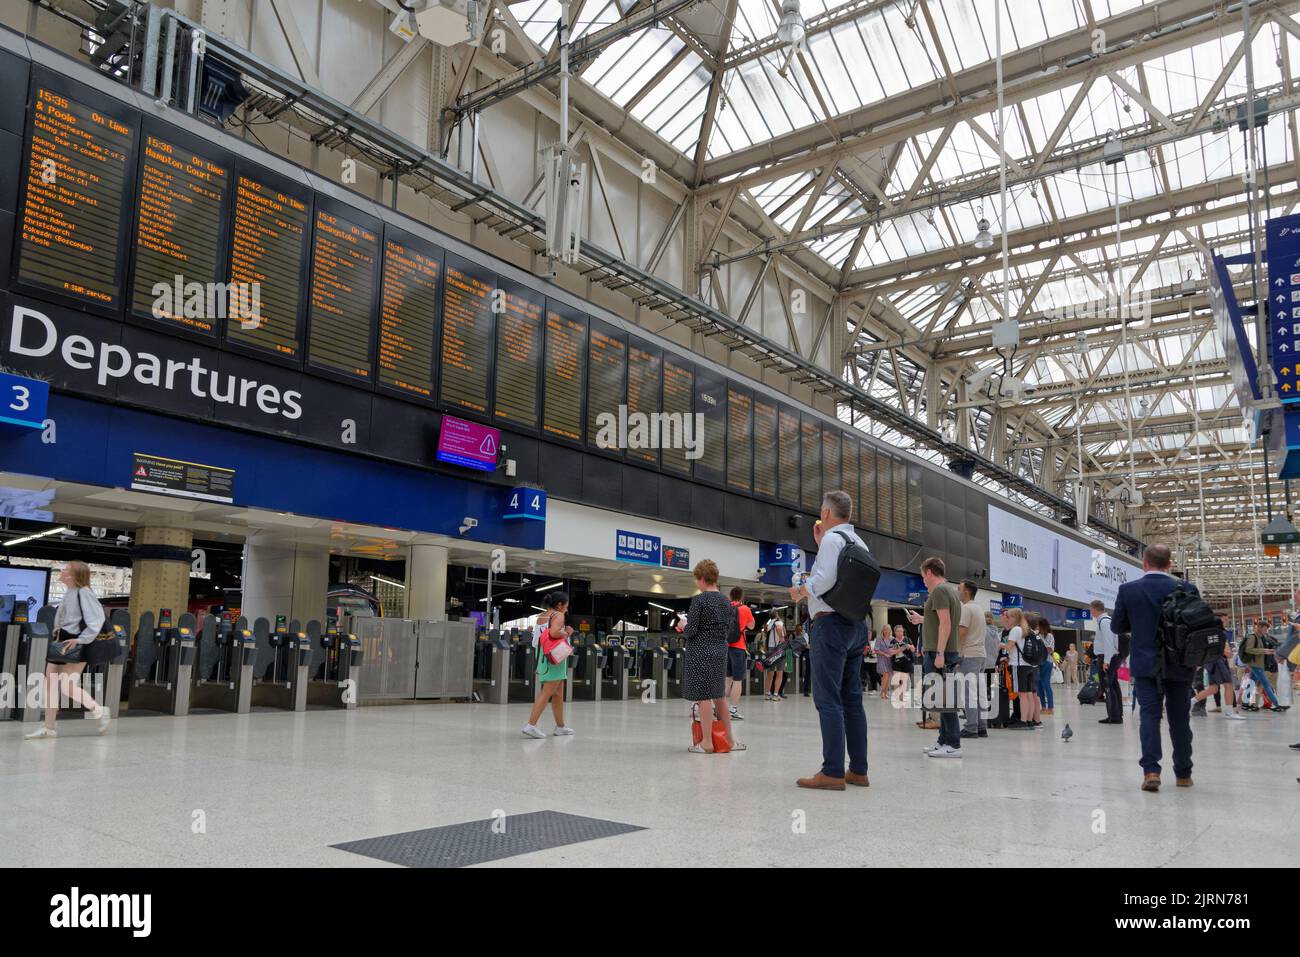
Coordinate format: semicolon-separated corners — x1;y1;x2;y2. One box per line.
480;434;497;455
134;466;149;478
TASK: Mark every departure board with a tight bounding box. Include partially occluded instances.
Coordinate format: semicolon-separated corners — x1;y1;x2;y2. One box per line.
586;321;626;454
661;357;693;474
130;129;230;332
378;233;441;398
822;428;841;494
693;371;726;485
908;463;923;538
542;306;585;442
859;444;877;528
877;452;893;533
227;171;310;358
307;206;379;379
17;80;135;309
841;434;859;521
440;254;495;414
800;416;822;512
893;457;907;537
778;407;800;504
626;340;661;466
752;397;778;498
494;281;544;428
726;387;753;493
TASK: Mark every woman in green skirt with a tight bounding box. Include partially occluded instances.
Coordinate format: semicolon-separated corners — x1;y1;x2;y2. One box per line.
522;591;575;738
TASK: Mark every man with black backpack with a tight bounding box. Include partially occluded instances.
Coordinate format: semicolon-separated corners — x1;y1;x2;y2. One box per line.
789;490;878;791
1091;600;1123;725
1112;544;1211;793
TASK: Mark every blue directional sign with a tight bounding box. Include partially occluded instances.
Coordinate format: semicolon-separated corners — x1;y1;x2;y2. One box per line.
616;530;660;565
0;372;48;430
1265;213;1300;403
503;486;546;521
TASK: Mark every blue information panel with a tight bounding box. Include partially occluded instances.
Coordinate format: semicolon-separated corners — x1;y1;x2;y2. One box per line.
616;530;661;565
0;372;48;430
661;544;690;569
503;486;546;521
1266;213;1300;402
759;541;802;586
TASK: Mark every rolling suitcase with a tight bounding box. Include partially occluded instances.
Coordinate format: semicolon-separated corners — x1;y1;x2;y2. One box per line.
1078;679;1102;705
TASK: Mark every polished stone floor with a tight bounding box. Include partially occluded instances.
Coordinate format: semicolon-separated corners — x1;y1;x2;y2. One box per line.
1;687;1297;867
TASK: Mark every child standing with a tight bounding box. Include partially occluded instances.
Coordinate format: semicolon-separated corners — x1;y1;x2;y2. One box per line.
522;591;575;738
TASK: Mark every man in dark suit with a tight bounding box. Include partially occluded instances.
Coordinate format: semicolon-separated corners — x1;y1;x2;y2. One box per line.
1111;544;1196;792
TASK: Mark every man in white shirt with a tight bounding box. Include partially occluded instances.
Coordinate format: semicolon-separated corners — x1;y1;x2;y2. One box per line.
1091;599;1122;725
789;490;871;791
957;581;988;739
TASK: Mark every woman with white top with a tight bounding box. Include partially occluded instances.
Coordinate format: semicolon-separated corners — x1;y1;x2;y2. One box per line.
999;607;1041;729
25;561;111;739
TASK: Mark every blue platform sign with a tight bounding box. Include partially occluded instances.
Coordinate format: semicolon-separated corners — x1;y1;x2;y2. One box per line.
616;530;660;565
759;542;801;586
0;372;48;430
503;486;546;521
1265;213;1300;402
1002;593;1024;608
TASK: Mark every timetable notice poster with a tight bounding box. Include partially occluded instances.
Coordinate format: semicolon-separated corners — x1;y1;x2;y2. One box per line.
227;173;309;358
440;256;495;414
17;82;135;308
131;131;230;331
307;208;379;379
542;307;585;442
378;236;441;397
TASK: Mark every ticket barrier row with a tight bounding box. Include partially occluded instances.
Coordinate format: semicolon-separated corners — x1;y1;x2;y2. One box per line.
1;604;131;723
126;609;363;716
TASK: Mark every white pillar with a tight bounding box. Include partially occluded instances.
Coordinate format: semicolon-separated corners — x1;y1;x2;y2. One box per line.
241;542;329;628
870;600;889;638
406;544;449;621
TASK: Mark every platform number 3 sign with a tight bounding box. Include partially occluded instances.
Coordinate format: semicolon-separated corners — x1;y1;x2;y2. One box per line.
0;372;49;430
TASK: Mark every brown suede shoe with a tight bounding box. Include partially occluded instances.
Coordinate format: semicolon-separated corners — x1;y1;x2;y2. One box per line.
796;772;846;791
1176;777;1193;788
1141;773;1161;792
917;720;939;730
844;771;870;787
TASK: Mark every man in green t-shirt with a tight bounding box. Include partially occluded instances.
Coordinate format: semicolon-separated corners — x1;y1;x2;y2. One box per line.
906;557;963;758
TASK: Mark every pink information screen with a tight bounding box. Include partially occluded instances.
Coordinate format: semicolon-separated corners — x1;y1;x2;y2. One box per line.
436;414;500;472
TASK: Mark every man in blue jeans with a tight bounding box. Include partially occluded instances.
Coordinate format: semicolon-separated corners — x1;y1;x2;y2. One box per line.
908;557;963;758
1240;620;1289;712
790;490;871;791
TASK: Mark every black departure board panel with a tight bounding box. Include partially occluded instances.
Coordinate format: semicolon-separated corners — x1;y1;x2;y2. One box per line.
440;253;495;415
908;462;923;539
307;202;379;379
877;451;893;533
16;75;136;311
726;386;752;493
893;456;907;537
626;339;661;466
542;305;585;442
822;428;841;495
800;416;821;512
586;320;626;455
752;397;778;499
860;444;877;528
693;369;726;486
378;231;441;398
226;168;310;358
494;279;544;429
778;406;800;505
841;434;859;521
130;125;230;333
661;357;693;475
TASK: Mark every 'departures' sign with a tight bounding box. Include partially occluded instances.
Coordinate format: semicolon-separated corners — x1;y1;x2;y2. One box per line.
987;505;1141;606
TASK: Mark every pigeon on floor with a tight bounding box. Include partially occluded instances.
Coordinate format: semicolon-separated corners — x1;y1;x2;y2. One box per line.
1061;723;1073;742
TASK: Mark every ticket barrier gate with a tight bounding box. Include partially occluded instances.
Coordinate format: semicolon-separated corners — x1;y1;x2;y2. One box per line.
1;601;48;722
89;610;130;719
251;616;313;711
474;631;511;705
664;637;687;700
638;636;670;700
189;612;256;713
128;610;197;715
600;637;630;700
568;636;603;701
306;617;362;708
507;633;539;704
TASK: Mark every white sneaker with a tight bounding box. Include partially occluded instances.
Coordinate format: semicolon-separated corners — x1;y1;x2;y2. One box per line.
1225;710;1246;720
553;726;575;736
922;743;941;753
927;745;963;759
730;709;744;721
24;727;57;740
521;724;546;739
89;707;111;734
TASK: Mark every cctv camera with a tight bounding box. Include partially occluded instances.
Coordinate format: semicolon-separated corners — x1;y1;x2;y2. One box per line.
459;517;479;535
116;534;132;545
756;568;767;578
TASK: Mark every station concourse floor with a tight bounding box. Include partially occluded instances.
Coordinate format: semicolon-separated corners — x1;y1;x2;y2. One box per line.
1;688;1297;868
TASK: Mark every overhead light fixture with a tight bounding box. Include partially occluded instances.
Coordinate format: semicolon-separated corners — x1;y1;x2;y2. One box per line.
974;217;993;250
369;575;406;590
776;0;806;49
534;581;565;592
3;526;70;548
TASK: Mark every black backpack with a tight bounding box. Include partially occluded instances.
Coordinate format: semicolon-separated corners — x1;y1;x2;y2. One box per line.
820;531;881;621
1158;584;1225;671
1021;632;1047;666
725;604;743;645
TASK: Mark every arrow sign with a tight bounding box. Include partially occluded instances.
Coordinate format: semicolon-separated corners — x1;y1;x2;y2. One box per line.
1284;367;1292;376
1284;383;1293;392
1281;343;1290;352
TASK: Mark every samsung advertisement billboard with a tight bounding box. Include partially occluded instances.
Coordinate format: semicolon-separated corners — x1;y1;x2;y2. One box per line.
987;505;1141;607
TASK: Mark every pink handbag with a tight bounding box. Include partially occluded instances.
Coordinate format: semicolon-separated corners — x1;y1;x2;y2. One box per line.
1117;663;1131;682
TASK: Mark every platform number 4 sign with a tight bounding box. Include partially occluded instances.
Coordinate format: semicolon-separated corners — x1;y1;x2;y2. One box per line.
503;486;546;522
